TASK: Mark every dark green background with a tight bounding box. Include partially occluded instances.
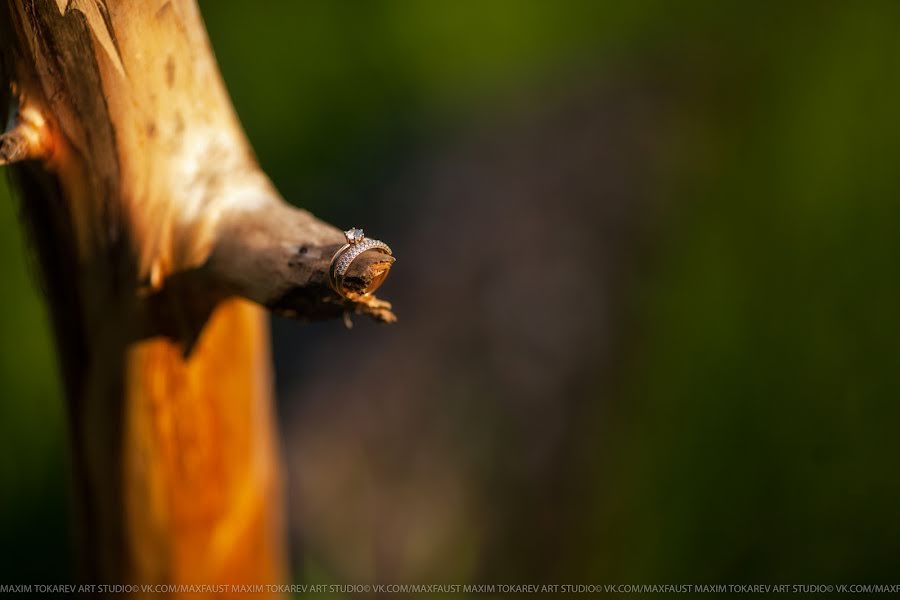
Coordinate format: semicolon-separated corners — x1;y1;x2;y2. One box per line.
1;0;899;588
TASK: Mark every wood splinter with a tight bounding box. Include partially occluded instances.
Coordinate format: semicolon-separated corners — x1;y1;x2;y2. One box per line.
0;103;52;165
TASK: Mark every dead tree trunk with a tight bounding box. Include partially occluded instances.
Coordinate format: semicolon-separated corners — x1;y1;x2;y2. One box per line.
0;0;394;593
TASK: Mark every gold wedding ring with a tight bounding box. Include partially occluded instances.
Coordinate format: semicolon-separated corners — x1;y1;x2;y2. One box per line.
329;228;393;299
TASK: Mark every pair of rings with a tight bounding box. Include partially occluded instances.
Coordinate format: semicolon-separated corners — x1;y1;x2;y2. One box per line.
328;228;393;299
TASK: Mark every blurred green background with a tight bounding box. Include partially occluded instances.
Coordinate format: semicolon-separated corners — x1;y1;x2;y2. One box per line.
2;0;900;588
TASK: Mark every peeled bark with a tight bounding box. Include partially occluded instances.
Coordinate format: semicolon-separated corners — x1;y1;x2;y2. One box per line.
0;0;394;593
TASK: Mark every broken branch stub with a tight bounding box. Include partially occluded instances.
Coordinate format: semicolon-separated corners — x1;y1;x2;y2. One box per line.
203;198;397;324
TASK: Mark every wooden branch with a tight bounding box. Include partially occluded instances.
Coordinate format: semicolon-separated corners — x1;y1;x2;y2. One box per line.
0;0;395;592
2;1;396;325
206;198;396;324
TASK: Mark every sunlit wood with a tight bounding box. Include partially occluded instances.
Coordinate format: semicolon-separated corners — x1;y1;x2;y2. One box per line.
0;0;394;594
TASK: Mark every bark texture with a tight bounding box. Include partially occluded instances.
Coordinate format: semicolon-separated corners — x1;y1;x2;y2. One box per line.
0;0;394;594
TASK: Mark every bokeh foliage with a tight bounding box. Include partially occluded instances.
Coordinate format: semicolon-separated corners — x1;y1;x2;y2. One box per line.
1;0;899;586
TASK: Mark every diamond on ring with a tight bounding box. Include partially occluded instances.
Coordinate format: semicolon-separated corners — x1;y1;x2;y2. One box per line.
346;228;365;244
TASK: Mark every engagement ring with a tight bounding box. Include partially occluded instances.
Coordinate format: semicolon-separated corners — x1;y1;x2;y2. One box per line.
328;228;393;299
